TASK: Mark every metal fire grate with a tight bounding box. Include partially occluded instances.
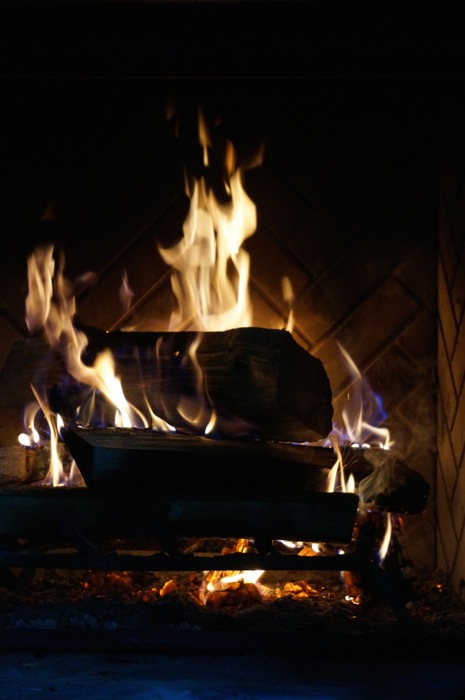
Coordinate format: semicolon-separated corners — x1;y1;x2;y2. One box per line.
0;451;414;625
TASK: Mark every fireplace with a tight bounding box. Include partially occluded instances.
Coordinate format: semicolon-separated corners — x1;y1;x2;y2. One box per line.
0;2;462;637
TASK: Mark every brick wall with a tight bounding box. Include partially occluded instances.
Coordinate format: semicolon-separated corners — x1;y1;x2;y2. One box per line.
437;88;465;599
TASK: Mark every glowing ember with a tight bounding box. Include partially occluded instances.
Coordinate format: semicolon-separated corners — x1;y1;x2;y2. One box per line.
201;538;265;606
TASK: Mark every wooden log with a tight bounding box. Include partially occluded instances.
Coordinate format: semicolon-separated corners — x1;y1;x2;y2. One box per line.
0;487;359;545
63;429;429;514
0;328;333;443
63;428;330;495
53;325;333;443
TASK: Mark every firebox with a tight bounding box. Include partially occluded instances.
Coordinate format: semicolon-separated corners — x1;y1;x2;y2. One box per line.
0;3;461;627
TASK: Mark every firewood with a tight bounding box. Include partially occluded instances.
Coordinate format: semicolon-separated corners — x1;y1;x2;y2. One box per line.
63;428;330;494
21;325;330;443
0;327;333;443
62;428;429;514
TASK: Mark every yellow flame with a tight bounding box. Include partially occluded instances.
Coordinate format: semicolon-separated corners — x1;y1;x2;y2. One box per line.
119;269;135;312
378;513;392;563
346;472;356;493
18;402;42;447
204;538;264;596
326;435;355;493
28;385;65;486
281;275;295;333
198;106;212;167
24;246;150;434
206;570;264;592
21;111;268;455
175;333;216;433
159;114;259;332
25;245;55;335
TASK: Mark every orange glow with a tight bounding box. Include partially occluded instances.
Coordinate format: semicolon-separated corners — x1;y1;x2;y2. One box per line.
202;538;265;605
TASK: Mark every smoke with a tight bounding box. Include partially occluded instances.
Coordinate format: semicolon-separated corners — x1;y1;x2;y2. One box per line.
357;449;402;503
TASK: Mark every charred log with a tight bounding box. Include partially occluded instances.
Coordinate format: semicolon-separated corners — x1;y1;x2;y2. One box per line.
77;325;334;442
2;327;334;443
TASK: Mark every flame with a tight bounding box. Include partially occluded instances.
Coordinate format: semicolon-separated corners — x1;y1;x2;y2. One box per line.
320;342;393;540
18;401;42;447
319;346;396;576
202;538;264;604
281;275;295;333
24;246;153;433
27;384;65;486
25;244;55;335
175;333;216;434
158;111;260;332
119;269;135;313
324;343;393;451
326;435;355;494
21;246;151;484
378;512;392;563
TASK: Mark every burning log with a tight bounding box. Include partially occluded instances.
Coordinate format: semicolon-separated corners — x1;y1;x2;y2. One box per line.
1;326;429;514
6;326;333;443
63;428;330;494
77;325;333;442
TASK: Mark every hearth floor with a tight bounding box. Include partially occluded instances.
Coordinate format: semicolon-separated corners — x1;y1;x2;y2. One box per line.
0;647;465;700
1;566;465;699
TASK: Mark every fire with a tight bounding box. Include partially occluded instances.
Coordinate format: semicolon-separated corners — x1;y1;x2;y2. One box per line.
15;103;400;610
322;341;394;497
18;113;256;476
318;342;396;571
326;342;394;451
158;111;260;332
200;538;266;607
19;108;264;481
18;402;41;447
175;332;217;434
20;243;151;484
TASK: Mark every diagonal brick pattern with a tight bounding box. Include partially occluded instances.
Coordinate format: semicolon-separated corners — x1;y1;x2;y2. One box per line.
437;89;465;600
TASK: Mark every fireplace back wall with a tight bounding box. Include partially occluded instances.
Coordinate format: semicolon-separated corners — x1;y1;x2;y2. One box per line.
0;77;438;574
